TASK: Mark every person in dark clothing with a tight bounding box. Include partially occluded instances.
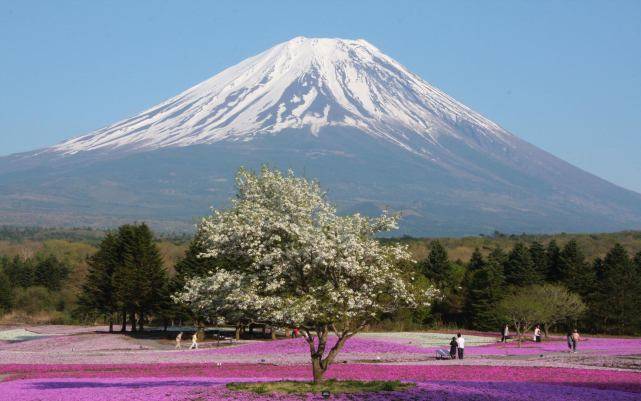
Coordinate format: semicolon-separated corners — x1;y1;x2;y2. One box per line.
449;336;458;359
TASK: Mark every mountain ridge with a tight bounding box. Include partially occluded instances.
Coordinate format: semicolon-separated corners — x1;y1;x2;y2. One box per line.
2;37;641;236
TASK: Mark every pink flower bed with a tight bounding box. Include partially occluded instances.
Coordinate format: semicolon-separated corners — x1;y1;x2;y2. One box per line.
208;337;432;356
1;364;640;391
2;377;640;401
1;364;640;401
468;337;641;356
0;333;141;352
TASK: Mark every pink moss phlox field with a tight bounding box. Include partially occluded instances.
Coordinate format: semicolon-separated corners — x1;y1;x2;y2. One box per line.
469;337;641;356
2;368;641;401
0;333;142;352
2;364;641;393
208;337;432;356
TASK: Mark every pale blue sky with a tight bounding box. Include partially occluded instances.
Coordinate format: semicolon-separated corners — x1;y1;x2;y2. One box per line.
1;0;640;192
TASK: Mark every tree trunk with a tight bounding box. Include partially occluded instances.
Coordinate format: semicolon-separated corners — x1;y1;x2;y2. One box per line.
108;314;114;333
271;327;277;340
139;311;144;333
121;311;127;332
163;320;168;332
130;312;137;332
197;321;205;341
306;326;350;384
311;355;324;383
235;325;241;341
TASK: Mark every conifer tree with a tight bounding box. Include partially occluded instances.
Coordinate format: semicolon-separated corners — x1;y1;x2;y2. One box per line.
173;234;219;289
504;242;543;286
546;240;562;281
5;256;35;288
420;240;459;324
593;244;641;334
529;241;547;280
130;224;168;332
467;248;485;272
112;225;140;331
558;240;594;297
34;255;70;291
634;251;641;272
421;240;452;288
78;233;121;332
465;255;505;330
0;269;13;313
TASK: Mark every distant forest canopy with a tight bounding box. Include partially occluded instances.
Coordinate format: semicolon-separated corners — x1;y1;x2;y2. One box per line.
0;225;640;334
2;225;641;261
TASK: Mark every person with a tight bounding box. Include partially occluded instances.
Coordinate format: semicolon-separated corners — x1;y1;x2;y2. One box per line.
449;336;458;359
566;330;573;352
571;329;580;352
175;332;183;349
456;333;465;359
501;324;509;342
189;333;199;350
534;325;542;343
292;327;300;338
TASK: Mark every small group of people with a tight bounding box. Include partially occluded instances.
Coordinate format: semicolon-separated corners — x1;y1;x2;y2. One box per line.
437;333;465;359
500;323;541;342
500;323;541;343
567;329;581;352
175;331;199;350
500;323;582;351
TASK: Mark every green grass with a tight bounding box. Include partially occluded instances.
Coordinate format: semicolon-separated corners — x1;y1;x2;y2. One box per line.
226;379;414;394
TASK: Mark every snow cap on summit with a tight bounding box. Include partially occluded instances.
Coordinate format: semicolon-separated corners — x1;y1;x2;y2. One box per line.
51;37;511;155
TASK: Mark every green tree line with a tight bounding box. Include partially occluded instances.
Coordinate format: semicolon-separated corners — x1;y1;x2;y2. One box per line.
417;239;641;335
2;224;641;335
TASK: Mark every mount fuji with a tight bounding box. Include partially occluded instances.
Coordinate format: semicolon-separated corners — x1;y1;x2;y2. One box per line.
2;37;641;235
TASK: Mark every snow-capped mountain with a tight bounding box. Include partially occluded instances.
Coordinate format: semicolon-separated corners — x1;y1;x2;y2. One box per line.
49;37;511;157
2;37;641;236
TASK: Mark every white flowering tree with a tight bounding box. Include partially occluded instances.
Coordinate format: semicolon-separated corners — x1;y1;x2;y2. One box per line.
175;167;432;382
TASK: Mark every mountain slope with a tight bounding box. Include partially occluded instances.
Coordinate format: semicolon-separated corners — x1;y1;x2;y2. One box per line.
45;37;512;157
2;37;641;235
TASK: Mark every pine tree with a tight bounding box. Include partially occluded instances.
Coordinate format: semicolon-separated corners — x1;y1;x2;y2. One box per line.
112;224;143;331
545;240;562;281
593;244;641;334
504;242;543;286
5;256;35;288
78;233;121;332
634;251;641;271
173;235;219;289
487;246;508;267
129;223;168;332
0;269;13;313
467;248;485;272
34;255;70;291
420;240;460;325
465;257;505;330
529;241;547;280
420;240;452;288
558;240;594;297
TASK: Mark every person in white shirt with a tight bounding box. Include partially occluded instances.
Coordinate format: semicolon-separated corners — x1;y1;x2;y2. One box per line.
189;333;199;350
456;333;465;359
175;332;183;349
534;325;542;342
501;324;509;342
